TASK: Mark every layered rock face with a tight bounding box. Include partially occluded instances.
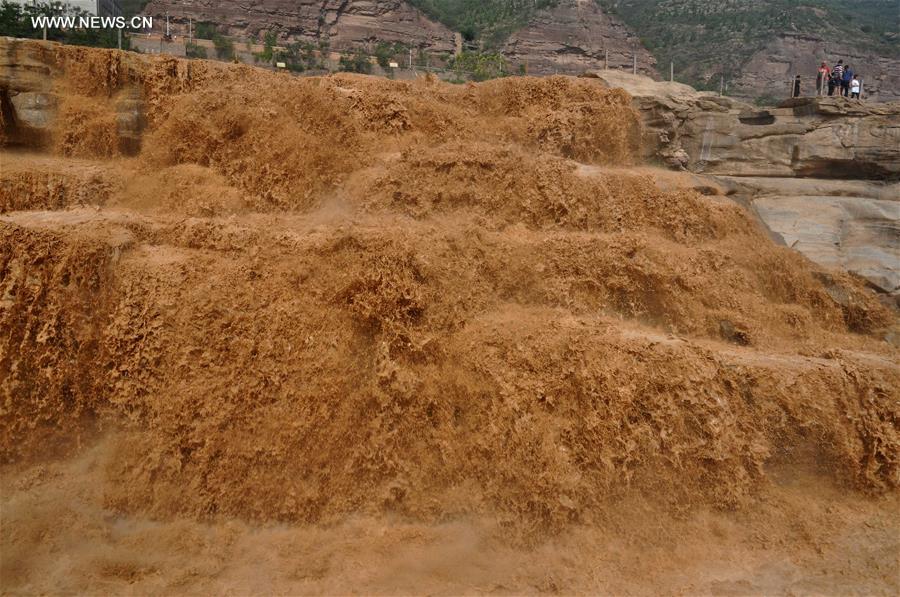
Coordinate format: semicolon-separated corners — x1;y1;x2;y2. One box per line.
141;0;457;53
728;177;899;296
0;41;145;152
589;70;900;296
141;0;658;76
733;33;900;104
590;72;899;178
502;0;656;76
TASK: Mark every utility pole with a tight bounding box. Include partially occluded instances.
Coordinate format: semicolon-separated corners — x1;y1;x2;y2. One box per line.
409;47;413;70
605;48;608;70
117;28;122;50
670;61;674;82
189;17;192;44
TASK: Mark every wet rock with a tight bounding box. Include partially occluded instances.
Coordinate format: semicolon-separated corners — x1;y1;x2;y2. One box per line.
754;193;899;296
719;319;751;346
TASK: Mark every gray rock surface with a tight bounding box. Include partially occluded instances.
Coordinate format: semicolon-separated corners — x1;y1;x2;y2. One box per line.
740;179;900;295
1;39;57;146
9;92;57;129
588;71;900;178
754;195;897;294
732;33;900;104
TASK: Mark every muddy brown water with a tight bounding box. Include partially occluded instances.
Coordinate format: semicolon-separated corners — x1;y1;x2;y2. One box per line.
1;43;897;594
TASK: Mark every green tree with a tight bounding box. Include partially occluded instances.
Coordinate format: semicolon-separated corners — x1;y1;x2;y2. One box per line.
255;30;277;62
0;1;128;50
339;49;373;74
406;0;559;47
212;31;234;60
451;51;506;81
195;21;217;39
373;41;405;69
186;42;207;59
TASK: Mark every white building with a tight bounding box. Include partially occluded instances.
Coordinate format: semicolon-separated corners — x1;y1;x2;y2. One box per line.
7;0;122;17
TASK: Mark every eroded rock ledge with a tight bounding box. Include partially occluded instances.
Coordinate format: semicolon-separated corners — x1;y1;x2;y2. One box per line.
587;70;899;296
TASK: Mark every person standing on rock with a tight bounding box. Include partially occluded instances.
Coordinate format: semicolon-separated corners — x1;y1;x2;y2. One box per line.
850;75;862;99
817;61;829;96
830;60;844;96
841;65;854;97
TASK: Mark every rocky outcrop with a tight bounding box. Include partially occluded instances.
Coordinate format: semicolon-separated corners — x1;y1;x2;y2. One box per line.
588;71;900;178
732;33;900;104
1;39;152;153
588;70;900;295
725;177;899;296
142;0;457;53
502;0;656;76
688;98;900;180
1;40;58;147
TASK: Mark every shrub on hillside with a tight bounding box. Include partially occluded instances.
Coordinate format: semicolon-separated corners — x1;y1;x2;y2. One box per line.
186;42;207;59
339;49;373;74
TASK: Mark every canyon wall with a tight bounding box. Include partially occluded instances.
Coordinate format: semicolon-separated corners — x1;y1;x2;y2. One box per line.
141;0;656;76
136;1;900;95
141;0;458;53
732;33;900;103
501;0;656;76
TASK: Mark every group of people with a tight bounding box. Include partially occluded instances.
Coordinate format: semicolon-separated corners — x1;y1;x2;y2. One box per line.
816;60;862;98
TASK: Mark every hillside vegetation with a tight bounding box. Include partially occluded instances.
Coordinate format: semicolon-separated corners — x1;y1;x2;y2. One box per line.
407;0;558;45
0;2;124;48
596;0;899;87
407;0;897;88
